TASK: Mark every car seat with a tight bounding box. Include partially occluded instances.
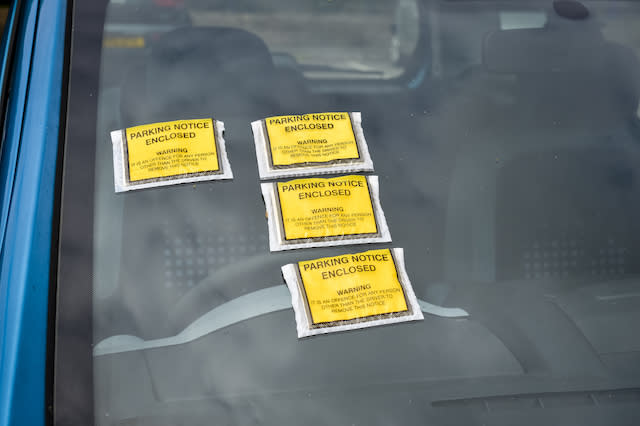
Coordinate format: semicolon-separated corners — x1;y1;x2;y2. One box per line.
441;21;640;283
95;27;308;341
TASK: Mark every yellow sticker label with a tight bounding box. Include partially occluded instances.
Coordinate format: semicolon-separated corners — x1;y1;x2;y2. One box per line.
298;249;409;324
265;112;360;166
125;119;220;182
276;175;378;240
103;36;145;49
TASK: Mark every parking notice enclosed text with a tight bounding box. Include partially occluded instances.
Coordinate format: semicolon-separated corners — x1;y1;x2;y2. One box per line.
261;175;391;251
265;112;359;166
278;175;377;240
110;118;233;192
300;249;409;324
282;248;424;337
251;112;374;179
125;118;220;182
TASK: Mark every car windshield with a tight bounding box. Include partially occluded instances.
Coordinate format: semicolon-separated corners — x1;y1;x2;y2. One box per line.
57;0;640;424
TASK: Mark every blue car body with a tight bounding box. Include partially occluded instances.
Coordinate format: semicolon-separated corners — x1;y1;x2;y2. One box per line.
0;0;67;425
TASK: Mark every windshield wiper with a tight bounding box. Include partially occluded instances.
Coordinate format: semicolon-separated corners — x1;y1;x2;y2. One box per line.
93;286;469;356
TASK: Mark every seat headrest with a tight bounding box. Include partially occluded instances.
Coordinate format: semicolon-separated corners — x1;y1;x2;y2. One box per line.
150;27;274;74
146;27;275;97
120;27;279;124
483;27;606;74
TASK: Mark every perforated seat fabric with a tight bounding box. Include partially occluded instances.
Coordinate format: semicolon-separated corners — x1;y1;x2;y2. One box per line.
496;148;640;281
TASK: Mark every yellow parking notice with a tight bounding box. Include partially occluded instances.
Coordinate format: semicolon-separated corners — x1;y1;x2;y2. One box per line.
110;118;233;192
282;248;423;337
266;112;358;166
126;118;219;181
300;249;408;323
252;112;374;179
261;175;391;251
278;175;377;239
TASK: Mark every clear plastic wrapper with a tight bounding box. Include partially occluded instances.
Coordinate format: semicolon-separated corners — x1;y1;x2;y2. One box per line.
282;248;424;338
252;112;374;179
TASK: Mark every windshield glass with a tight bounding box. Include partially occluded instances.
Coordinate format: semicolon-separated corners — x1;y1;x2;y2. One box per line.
57;0;640;424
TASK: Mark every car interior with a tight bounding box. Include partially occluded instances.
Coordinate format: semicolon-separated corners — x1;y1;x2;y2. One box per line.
88;0;640;424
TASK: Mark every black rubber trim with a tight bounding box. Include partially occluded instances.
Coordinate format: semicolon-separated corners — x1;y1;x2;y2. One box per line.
45;0;74;423
52;0;108;424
